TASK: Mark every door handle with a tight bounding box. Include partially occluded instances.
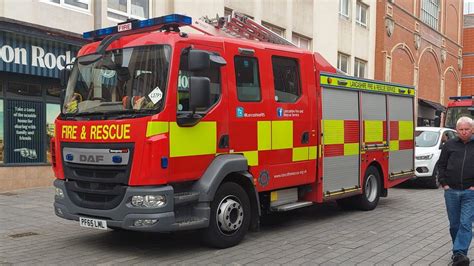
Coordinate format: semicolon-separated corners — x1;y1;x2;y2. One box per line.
301;132;309;144
219;135;229;149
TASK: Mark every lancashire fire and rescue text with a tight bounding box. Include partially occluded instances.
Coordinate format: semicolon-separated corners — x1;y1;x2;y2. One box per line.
52;14;416;248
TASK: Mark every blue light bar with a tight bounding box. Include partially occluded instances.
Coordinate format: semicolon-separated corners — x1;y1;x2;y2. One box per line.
83;14;192;40
449;95;474;100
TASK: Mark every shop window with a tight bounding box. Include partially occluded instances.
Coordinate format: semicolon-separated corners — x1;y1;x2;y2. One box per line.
235;56;261;102
7;82;41;97
356;1;369;28
108;0;149;20
46;84;62;98
272;56;301;103
338;52;350;74
46;0;90;11
0;99;3;164
46;104;60;164
177;50;221;113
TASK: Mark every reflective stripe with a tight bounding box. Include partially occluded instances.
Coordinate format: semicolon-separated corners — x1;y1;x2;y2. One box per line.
292;147;309;161
364;120;383;142
169;122;216;157
258;121;271;151
344;143;359;156
146;121;169;137
323;120;344;145
399;121;413;140
390;140;399;151
309;146;317;159
272;121;293;150
242;151;258;166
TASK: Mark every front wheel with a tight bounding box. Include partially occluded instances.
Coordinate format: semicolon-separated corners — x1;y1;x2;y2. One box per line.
426;165;440;189
202;182;251;248
354;166;381;211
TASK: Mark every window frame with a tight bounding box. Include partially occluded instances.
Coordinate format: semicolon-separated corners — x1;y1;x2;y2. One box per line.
420;0;440;30
337;52;350;74
271;56;302;103
262;21;286;37
291;33;312;50
107;0;150;21
354;58;367;78
234;56;262;103
339;0;350;18
43;0;91;13
356;1;369;28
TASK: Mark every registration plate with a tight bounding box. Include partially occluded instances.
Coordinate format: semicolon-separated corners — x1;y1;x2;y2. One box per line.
79;217;108;230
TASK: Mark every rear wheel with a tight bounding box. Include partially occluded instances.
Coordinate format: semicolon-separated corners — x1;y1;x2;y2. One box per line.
202;182;251;248
354;166;381;211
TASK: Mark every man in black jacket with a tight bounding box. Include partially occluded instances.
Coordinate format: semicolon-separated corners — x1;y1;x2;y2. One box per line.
438;116;474;266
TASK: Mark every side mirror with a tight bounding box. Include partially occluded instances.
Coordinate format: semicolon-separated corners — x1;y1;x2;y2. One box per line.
177;77;211;127
59;64;73;89
188;50;210;71
59;89;66;112
189;77;211;112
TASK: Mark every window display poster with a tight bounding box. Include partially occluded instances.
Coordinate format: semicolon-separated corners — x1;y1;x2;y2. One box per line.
0;100;3;163
5;100;45;163
46;104;60;163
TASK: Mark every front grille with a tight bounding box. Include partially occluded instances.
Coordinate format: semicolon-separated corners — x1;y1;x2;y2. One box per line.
62;143;134;210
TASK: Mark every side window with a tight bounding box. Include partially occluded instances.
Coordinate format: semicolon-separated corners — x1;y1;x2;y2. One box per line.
446;131;456;139
234;56;261;102
177;50;221;112
272;56;301;103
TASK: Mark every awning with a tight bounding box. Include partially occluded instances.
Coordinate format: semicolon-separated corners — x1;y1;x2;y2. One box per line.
418;98;446;112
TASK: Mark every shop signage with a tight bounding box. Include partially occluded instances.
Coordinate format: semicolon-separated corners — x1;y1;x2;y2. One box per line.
0;32;80;79
5;100;45;164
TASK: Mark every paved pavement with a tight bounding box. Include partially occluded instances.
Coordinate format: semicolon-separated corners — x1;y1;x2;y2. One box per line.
0;185;471;265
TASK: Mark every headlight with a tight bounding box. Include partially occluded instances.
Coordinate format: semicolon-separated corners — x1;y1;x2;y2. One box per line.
131;195;166;208
416;154;433;160
55;187;64;199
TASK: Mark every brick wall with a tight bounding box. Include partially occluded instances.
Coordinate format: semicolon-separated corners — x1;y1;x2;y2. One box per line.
376;0;462;108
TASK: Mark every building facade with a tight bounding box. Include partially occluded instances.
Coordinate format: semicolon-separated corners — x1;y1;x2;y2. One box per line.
0;0;377;191
462;13;474;96
374;0;463;126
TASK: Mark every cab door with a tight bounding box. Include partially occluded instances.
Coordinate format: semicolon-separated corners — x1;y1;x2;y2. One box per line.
224;43;271;190
167;43;229;182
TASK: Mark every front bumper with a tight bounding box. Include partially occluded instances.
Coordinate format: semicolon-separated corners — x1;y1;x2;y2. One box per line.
54;179;209;232
414;159;436;178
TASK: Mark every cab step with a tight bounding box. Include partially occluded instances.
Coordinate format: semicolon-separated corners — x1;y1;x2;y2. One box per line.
174;192;200;205
271;201;313;212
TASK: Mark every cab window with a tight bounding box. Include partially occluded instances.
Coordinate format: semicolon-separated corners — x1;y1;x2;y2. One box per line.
234;56;261;102
177;51;221;112
271;56;301;103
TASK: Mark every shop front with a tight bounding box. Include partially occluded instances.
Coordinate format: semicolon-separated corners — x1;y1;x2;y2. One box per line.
0;26;83;191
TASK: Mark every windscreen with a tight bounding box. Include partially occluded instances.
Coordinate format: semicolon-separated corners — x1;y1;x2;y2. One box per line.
63;45;171;116
415;130;440;147
445;106;474;129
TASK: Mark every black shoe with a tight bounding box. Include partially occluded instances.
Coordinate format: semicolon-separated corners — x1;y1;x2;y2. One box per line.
452;253;470;266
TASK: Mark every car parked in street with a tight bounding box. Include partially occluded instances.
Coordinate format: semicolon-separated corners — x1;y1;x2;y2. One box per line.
414;127;457;188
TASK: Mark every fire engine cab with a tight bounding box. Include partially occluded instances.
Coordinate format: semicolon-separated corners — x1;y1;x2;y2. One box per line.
52;14;415;248
444;96;474;129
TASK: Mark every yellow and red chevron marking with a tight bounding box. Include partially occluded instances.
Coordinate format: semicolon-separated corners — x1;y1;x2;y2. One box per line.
323;120;359;157
389;120;414;151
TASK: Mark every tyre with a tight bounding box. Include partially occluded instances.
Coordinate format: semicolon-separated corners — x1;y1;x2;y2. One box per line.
354;166;381;211
202;182;251;248
426;165;440;189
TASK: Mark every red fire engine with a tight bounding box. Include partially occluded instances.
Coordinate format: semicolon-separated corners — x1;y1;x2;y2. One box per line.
444;96;474;129
52;14;415;248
